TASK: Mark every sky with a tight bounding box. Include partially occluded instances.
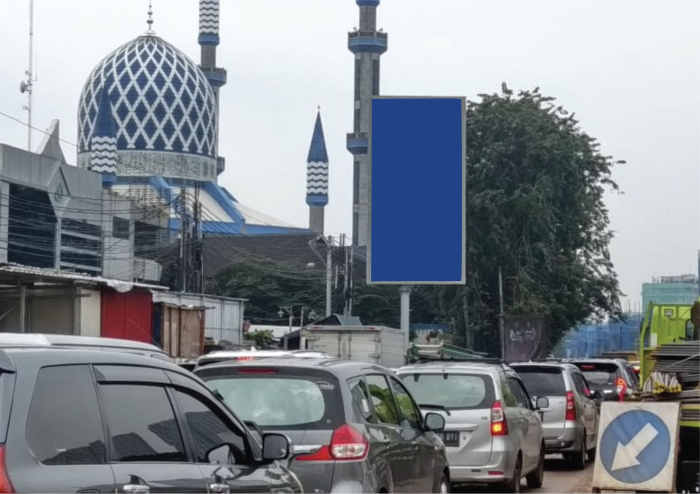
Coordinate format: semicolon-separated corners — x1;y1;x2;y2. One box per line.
0;0;698;308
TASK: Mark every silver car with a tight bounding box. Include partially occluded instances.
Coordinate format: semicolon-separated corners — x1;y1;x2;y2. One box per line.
397;360;548;493
511;362;600;469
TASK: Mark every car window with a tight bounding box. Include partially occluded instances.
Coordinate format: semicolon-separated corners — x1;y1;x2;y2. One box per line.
99;384;187;462
26;365;106;465
400;372;495;410
348;377;374;423
389;378;421;429
507;378;528;408
500;377;518;407
572;373;589;396
201;369;343;430
574;362;622;386
365;374;400;426
514;366;567;396
514;379;533;409
173;390;248;464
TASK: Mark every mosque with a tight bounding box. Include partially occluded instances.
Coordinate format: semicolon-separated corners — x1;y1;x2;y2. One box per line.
76;0;332;236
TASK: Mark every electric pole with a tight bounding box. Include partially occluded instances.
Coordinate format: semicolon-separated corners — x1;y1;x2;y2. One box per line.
178;186;188;292
326;235;333;317
498;267;505;359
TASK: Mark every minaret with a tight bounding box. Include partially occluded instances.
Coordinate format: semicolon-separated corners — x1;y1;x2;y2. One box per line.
90;87;117;186
346;0;387;246
198;0;227;176
306;109;329;234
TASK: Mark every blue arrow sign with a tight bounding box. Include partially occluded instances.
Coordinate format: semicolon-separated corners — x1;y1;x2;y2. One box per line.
599;410;671;484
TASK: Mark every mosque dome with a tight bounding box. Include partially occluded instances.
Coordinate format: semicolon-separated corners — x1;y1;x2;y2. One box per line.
77;33;218;180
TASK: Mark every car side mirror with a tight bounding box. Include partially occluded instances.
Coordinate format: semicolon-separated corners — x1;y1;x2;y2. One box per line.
536;397;550;410
206;443;234;465
424;412;446;432
262;433;292;462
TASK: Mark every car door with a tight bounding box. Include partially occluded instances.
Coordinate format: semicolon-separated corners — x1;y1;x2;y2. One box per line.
364;374;411;493
512;378;542;470
571;372;596;443
5;364;117;493
171;387;288;494
577;374;599;443
94;365;208;494
506;377;537;470
388;376;438;493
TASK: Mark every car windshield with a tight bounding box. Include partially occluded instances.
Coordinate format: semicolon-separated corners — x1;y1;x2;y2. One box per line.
399;373;494;410
574;363;621;386
514;367;567;397
201;370;343;430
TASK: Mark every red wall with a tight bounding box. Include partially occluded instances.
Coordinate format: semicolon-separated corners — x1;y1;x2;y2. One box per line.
101;289;154;344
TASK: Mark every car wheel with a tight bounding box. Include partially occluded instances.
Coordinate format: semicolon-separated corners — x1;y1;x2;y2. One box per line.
588;446;597;462
437;473;449;494
501;456;522;493
526;445;545;488
571;434;587;470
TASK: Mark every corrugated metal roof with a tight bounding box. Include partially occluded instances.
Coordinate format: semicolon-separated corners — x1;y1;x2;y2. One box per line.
0;262;168;293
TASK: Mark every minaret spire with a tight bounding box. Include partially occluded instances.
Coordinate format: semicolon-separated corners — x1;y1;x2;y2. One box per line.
145;0;155;35
346;0;387;246
198;0;227;177
306;109;329;235
90;86;118;186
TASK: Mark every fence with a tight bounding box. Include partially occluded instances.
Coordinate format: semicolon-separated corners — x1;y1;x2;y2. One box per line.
553;313;643;358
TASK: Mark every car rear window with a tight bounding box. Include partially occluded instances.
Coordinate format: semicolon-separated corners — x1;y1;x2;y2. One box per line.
573;362;622;386
514;366;567;397
198;366;343;430
399;373;495;410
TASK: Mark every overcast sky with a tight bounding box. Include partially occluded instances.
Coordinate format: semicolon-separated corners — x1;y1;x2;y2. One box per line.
0;0;698;308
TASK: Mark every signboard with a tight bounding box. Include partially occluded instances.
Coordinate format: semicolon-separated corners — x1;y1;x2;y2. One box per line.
367;96;465;285
503;314;548;362
592;402;680;493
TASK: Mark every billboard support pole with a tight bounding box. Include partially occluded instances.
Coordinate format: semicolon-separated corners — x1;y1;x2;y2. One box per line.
400;285;412;352
498;267;505;359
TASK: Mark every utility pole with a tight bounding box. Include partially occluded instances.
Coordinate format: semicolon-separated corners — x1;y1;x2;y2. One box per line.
326;235;333;317
400;285;412;354
193;182;204;293
19;0;36;151
178;187;187;292
343;235;350;316
348;244;354;316
498;267;505;360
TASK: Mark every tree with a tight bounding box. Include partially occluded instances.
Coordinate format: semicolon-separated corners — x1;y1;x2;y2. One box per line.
245;329;275;349
424;86;622;353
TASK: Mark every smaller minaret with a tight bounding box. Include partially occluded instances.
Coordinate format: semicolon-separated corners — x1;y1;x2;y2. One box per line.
306;109;329;234
90;87;117;186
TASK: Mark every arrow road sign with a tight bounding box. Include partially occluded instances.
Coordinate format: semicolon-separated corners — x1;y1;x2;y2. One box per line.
600;409;671;484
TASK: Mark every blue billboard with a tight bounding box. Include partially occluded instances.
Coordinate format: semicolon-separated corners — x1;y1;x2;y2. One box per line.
368;97;465;284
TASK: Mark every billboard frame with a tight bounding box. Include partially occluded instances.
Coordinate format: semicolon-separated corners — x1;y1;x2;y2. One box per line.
367;95;467;285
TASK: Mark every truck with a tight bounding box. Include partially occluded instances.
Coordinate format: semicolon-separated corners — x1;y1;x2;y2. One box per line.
302;325;406;368
638;299;700;493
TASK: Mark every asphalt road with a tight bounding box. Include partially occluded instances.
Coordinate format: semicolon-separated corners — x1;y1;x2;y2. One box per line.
454;455;594;493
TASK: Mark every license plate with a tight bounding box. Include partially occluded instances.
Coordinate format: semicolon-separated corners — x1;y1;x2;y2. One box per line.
437;431;460;447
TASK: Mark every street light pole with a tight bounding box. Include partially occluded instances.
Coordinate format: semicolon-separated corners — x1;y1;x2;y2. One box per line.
326;236;333;317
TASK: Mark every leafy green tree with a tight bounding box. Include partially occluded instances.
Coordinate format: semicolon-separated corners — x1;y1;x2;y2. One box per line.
245;329;275;349
424;86;622;353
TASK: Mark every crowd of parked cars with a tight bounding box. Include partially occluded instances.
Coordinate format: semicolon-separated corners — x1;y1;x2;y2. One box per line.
0;333;641;493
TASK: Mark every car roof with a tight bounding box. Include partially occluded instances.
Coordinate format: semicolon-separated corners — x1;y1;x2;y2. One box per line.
567;358;626;366
194;357;392;379
510;361;580;372
397;360;509;374
0;333;168;356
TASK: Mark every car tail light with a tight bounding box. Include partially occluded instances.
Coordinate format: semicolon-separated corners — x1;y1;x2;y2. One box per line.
296;424;368;461
236;368;278;374
581;365;595;370
565;391;577;421
491;400;508;436
0;446;15;493
237;357;254;361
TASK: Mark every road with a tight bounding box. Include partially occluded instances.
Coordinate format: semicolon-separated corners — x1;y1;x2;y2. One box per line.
454;455;594;493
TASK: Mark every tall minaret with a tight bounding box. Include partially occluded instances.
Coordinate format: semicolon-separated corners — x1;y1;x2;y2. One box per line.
306;109;329;235
346;0;387;246
198;0;227;176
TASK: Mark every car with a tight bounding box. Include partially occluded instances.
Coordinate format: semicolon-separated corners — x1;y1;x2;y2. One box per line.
510;361;600;469
193;349;332;369
396;359;549;493
194;357;450;494
0;337;302;493
566;358;639;402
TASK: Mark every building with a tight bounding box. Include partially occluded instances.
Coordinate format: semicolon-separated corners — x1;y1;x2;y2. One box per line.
75;0;310;237
642;274;699;310
347;0;388;246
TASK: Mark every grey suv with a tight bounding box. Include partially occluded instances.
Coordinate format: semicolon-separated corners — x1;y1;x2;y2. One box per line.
397;360;549;493
195;357;450;494
0;341;302;493
511;362;600;469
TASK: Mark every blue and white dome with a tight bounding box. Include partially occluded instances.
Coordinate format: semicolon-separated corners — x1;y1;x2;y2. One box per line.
77;33;218;181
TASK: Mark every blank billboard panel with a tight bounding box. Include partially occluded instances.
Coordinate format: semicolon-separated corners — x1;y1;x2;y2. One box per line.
368;97;465;285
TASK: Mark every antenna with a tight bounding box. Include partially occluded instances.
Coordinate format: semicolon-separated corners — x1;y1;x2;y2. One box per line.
19;0;36;151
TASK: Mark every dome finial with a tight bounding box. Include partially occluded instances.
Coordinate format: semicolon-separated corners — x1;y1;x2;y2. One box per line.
146;0;155;34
